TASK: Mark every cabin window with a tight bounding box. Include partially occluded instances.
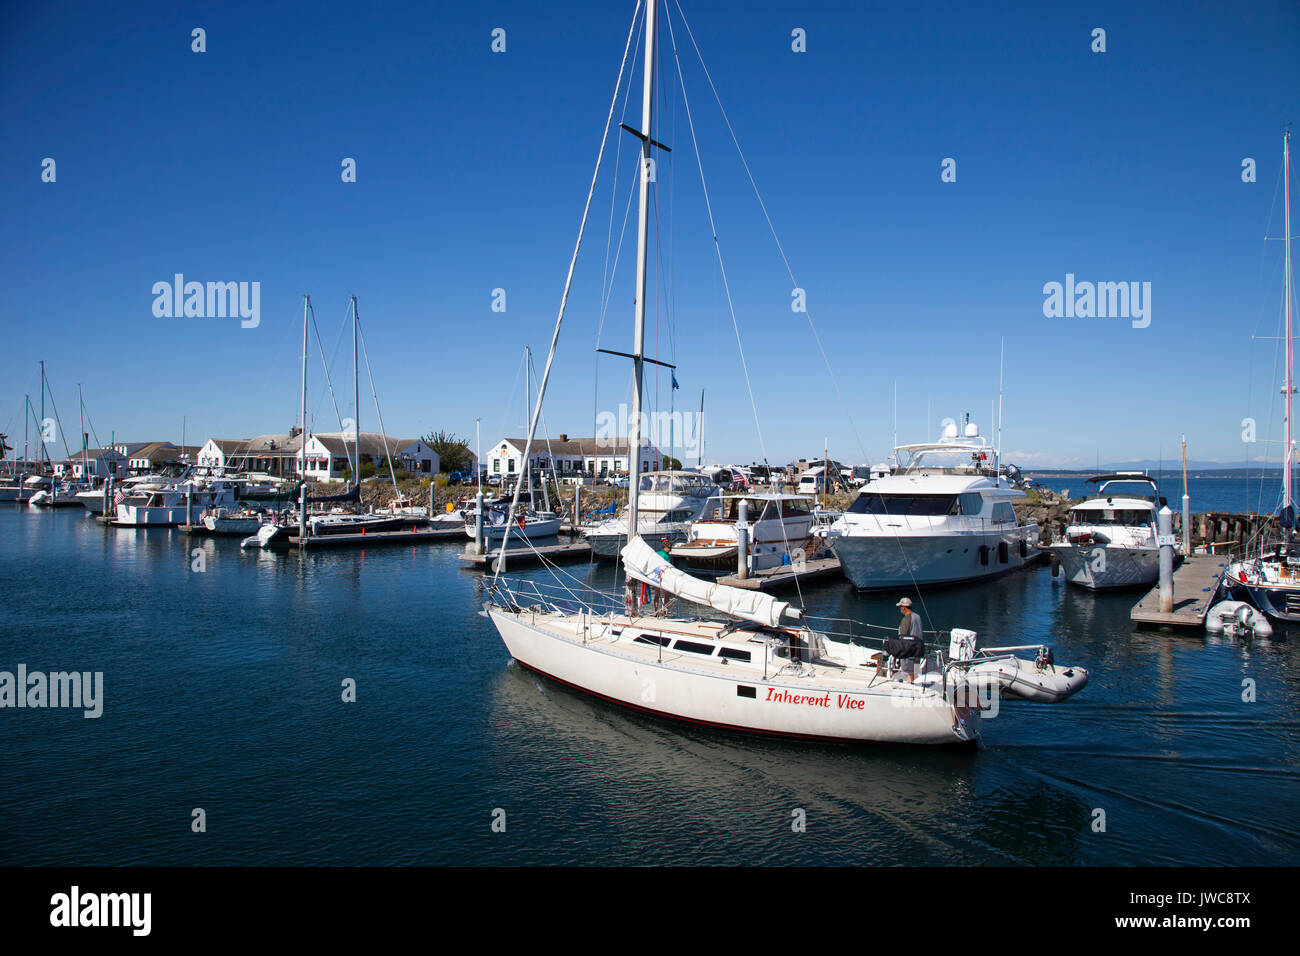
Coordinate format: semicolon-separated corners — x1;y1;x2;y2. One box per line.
991;502;1016;523
1073;508;1154;526
848;494;957;517
672;640;716;655
958;493;983;515
718;647;752;662
634;634;672;647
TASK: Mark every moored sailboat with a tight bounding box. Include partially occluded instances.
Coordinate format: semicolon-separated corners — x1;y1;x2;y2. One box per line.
1223;130;1300;624
480;0;1087;746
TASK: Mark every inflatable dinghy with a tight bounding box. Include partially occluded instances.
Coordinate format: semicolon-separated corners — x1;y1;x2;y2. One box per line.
947;629;1089;704
1205;600;1273;638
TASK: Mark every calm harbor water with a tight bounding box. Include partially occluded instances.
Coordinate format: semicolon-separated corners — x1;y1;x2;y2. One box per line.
2;505;1298;866
1028;473;1286;516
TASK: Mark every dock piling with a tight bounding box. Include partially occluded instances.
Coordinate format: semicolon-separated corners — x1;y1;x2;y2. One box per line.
1158;505;1174;613
737;498;749;580
474;492;484;555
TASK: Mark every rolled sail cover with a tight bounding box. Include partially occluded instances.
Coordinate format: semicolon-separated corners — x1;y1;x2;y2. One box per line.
620;537;799;628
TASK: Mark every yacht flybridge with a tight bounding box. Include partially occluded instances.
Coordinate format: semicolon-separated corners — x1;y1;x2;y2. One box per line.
1051;474;1164;590
824;419;1038;590
479;0;1087;746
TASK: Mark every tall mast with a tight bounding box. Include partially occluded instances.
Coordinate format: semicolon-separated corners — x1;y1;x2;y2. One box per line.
39;361;46;471
352;295;360;488
698;389;705;469
1285;129;1294;525
525;345;532;498
299;294;309;537
78;384;86;482
627;0;657;539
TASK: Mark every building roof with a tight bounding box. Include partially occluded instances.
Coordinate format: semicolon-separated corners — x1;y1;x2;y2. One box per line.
211;434;304;458
57;448;126;463
312;432;421;457
498;437;659;457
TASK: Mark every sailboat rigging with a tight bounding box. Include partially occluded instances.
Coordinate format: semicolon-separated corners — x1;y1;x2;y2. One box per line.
481;0;1087;746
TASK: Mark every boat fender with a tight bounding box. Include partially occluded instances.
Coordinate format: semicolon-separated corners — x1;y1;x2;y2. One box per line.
1019;539;1028;558
979;545;990;566
998;541;1009;563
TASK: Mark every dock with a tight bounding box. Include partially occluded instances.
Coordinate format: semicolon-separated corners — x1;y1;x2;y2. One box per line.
717;554;843;591
289;526;467;548
1130;553;1229;628
459;540;592;568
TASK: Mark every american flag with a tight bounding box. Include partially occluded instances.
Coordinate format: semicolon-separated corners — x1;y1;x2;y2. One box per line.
113;487;126;506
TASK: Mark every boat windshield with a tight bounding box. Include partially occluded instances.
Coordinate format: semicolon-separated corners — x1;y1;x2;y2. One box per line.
1071;508;1154;526
1093;480;1158;499
848;493;959;516
639;474;714;496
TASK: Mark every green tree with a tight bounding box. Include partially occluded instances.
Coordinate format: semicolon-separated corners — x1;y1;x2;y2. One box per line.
420;430;473;474
663;456;682;470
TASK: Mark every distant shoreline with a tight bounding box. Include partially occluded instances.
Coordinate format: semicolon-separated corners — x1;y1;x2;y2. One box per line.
1027;469;1282;478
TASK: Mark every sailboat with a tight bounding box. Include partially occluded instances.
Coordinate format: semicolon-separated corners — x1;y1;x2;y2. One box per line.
481;0;1087;746
464;347;561;542
1223;129;1300;623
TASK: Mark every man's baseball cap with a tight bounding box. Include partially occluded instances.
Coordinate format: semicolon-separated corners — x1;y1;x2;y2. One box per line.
896;597;912;608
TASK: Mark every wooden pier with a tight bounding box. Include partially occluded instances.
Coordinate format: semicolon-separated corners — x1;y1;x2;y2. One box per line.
289;525;467;548
717;554;843;591
1130;553;1229;629
459;540;592;568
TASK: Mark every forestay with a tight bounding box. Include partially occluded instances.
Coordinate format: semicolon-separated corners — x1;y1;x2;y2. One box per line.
620;537;800;628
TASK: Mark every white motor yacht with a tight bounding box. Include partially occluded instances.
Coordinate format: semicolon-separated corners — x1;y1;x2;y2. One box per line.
1050;474;1163;589
825;419;1038;590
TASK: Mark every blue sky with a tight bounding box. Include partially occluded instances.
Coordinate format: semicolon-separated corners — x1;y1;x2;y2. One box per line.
2;0;1298;468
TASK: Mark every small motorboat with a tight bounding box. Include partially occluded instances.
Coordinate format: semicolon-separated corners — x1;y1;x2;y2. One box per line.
241;523;290;549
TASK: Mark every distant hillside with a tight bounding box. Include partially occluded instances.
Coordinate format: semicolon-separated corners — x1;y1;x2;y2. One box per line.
1031;462;1282;475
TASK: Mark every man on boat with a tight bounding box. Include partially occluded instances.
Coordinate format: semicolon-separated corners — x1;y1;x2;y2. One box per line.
873;597;925;682
653;538;672;612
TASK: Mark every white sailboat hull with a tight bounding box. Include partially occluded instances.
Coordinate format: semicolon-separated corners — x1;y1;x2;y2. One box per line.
470;516;563;541
488;607;975;746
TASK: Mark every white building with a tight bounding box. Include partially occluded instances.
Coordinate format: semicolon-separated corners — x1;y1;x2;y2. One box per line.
197;432;438;482
302;433;439;483
486;435;663;480
53;448;128;480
